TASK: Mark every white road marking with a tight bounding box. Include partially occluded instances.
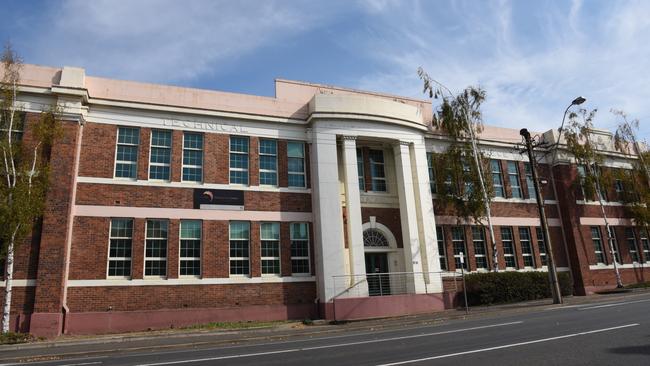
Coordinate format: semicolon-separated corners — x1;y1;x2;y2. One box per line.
375;323;640;366
134;321;524;366
577;298;650;310
542;304;582;311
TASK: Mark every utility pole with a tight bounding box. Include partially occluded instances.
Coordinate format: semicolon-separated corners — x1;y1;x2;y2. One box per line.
520;128;563;304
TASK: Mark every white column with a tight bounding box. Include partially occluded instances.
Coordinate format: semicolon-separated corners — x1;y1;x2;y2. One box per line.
393;141;426;294
410;139;443;293
310;128;347;305
341;136;369;296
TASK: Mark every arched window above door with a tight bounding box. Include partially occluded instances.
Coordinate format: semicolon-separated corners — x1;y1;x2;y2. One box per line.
363;228;389;247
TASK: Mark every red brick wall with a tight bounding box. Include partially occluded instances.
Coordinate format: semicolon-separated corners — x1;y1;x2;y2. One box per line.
78;122;115;178
66;282;317;312
361;207;403;248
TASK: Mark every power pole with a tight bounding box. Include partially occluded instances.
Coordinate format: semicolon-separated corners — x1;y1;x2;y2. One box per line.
520;129;563;304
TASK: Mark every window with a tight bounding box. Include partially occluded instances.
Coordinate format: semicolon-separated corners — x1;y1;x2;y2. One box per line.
145;219;168;277
288;141;306;188
259;139;278;186
491;160;504;198
260;223;281;275
428;153;436;194
577;165;588;199
501;227;517;269
462;162;473;195
536;227;547;266
625;228;640;263
229;221;250;275
519;227;534;267
472;227;488;270
0;111;25;141
436;226;447;270
108;218;133;277
182;132;203;182
615;179;624;194
641;229;650;263
115;127;139;178
230;136;249;185
608;226;621;263
591;226;606;264
180;220;201;276
149;130;172;180
357;148;365;191
369;149;387;192
290;223;310;274
507;161;522;198
524;162;536;199
451;226;467;270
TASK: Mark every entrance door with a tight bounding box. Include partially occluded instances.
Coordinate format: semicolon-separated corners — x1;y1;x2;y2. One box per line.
365;253;390;296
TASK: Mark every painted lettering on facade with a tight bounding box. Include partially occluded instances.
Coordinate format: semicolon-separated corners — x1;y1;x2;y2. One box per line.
163;119;246;133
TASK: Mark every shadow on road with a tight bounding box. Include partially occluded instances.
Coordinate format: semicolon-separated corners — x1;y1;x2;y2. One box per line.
608;345;650;356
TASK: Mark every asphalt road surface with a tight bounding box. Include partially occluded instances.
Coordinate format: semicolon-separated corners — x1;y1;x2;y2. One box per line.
4;293;650;366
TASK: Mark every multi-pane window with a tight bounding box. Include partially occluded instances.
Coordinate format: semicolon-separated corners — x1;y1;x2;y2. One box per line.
615;179;624;194
591;226;606;264
288;141;306;188
0;111;25;141
108;218;133;277
501;227;517;269
229;221;250;275
640;229;650;263
577;165;588;199
491;160;504;198
451;226;467;270
149;130;172;180
290;222;310;274
625;227;640;263
230;136;249;185
182;132;203;182
608;226;621;263
507;161;522;199
436;226;447;270
463;162;473;195
357;148;365;191
261;223;280;275
536;227;547;266
472;226;488;270
369;149;387;192
524;162;536;199
427;153;436;194
519;227;534;267
180;220;201;276
145;219;168;277
115;127;139;178
259;139;278;186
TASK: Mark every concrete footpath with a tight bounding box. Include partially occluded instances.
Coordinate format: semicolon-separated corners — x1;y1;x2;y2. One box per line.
1;289;647;363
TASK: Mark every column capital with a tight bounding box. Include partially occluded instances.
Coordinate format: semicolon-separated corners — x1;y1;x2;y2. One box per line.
397;140;411;147
341;135;358;141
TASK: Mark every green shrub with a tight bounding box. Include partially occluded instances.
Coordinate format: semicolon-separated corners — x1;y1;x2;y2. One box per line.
462;271;572;306
0;332;34;345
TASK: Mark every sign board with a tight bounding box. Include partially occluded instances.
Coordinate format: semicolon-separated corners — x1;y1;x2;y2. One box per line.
193;189;244;210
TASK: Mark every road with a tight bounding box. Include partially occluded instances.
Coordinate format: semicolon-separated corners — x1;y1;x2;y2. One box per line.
3;293;650;366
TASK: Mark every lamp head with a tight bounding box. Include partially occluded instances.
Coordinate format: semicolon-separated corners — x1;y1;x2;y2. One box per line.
572;96;586;105
520;128;530;138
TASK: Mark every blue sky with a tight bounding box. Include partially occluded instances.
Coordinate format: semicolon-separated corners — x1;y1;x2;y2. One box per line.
2;0;650;140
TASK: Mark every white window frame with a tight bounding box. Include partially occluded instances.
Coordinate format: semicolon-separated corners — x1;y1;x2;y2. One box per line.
507;161;522;199
260;222;281;276
524;162;536;199
149;129;172;181
179;220;202;277
640;229;650;263
428;152;436;194
608;226;621;264
229;221;250;276
114;126;139;180
451;226;467;271
290;222;311;276
591;226;606;264
107;218;133;279
357;148;365;191
144;219;168;278
288;141;306;188
625;227;640;263
369;149;387;192
182;132;203;183
501;227;517;269
229;136;249;185
436;226;447;271
491;160;504;198
259;139;278;187
519;227;534;268
472;226;488;270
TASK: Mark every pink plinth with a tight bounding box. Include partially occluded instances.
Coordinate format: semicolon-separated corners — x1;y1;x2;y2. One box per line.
29;313;63;338
331;293;445;321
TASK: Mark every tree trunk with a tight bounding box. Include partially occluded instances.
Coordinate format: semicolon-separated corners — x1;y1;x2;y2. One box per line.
1;235;15;333
594;176;624;288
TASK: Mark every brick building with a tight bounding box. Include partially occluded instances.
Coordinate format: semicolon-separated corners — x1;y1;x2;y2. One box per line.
2;65;648;337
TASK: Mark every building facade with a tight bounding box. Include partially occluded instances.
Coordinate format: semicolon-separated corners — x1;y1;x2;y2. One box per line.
2;65;648;337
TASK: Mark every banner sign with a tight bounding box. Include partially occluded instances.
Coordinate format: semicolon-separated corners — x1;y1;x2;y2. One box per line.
193;189;245;210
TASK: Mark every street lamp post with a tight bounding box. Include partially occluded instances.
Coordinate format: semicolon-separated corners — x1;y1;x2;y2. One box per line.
520;128;562;304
